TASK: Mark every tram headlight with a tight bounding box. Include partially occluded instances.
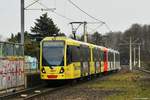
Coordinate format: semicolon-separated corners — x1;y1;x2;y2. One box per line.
41;68;46;73
59;67;64;73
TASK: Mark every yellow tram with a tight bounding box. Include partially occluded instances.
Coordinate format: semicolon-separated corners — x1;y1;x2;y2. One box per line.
40;36;120;80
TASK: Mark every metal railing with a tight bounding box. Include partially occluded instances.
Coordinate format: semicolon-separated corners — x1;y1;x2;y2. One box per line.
0;42;24;57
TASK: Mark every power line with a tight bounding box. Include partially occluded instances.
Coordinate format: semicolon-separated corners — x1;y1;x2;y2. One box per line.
88;23;104;34
53;11;75;21
68;0;112;32
25;0;40;9
25;0;112;33
86;22;104;33
67;0;105;24
36;1;75;21
87;22;103;24
104;23;112;32
25;0;75;21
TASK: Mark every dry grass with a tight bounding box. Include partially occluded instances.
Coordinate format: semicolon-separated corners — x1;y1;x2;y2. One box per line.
33;70;150;100
86;71;150;100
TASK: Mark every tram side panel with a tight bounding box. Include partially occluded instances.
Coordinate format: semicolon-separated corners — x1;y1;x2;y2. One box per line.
92;47;101;74
80;45;91;77
104;48;108;73
90;47;95;75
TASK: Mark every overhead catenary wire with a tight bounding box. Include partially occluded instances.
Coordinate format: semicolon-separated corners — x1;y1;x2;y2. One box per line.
105;23;112;32
67;0;112;32
25;0;40;9
67;0;105;24
88;23;104;34
86;22;105;33
25;0;112;33
25;0;75;21
53;11;75;21
25;8;56;11
36;1;75;21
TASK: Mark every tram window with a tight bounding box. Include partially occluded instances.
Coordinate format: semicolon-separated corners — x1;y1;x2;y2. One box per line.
80;46;90;61
108;52;113;61
93;48;99;61
71;46;80;62
93;48;95;61
116;54;118;62
108;53;110;61
100;51;104;61
67;46;80;64
111;53;113;61
98;49;101;60
116;54;120;62
86;48;90;61
67;46;72;65
117;54;118;61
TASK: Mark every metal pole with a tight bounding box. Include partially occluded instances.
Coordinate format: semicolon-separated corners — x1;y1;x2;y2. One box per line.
83;21;87;42
129;37;132;71
70;23;76;40
21;0;24;44
73;31;76;40
133;47;136;66
21;0;25;89
138;44;141;68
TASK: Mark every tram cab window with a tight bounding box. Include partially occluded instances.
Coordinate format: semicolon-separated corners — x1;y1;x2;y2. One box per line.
42;41;64;66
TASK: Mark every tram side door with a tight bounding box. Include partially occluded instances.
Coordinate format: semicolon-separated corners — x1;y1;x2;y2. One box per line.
80;45;90;77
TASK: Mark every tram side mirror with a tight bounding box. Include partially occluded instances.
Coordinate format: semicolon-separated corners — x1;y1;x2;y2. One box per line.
67;46;72;65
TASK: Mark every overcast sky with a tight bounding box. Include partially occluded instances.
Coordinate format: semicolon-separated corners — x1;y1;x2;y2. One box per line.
0;0;150;40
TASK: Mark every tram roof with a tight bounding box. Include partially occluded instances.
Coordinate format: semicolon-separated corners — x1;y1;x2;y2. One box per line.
42;36;119;53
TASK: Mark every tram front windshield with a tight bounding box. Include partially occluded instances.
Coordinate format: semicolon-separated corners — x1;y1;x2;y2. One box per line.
42;41;64;66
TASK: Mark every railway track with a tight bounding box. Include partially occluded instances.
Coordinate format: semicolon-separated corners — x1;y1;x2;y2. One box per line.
0;84;46;100
135;67;150;74
23;85;69;100
0;72;118;100
0;82;70;100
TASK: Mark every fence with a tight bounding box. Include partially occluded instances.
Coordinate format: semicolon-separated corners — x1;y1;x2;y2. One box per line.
0;42;40;92
0;42;23;57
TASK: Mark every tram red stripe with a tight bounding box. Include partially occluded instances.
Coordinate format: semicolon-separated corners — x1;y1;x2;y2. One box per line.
47;75;58;78
104;48;108;72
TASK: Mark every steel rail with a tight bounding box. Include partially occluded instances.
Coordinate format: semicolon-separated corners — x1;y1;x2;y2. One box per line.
0;71;119;100
23;85;69;100
0;84;46;100
138;68;150;74
135;67;150;74
23;72;119;99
